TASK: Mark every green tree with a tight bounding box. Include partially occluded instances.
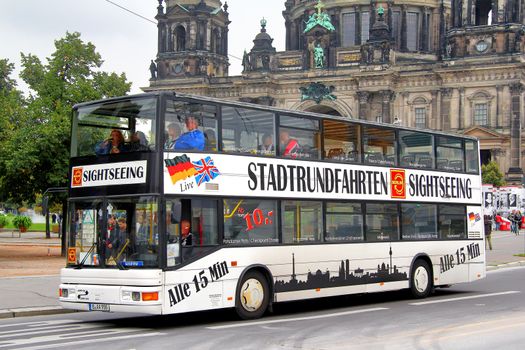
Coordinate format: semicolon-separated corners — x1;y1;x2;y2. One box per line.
0;59;26;203
0;32;131;204
482;161;506;187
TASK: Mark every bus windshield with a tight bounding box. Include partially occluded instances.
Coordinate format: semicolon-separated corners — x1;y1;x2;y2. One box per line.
72;97;157;157
67;197;159;268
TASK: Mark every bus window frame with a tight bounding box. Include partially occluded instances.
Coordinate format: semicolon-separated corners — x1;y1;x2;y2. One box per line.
277;113;322;159
162;196;222;270
73;96;159;158
162;96;220;153
160;94;480;177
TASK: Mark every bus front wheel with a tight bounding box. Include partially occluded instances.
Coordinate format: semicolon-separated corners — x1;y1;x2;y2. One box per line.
235;270;269;320
410;259;432;298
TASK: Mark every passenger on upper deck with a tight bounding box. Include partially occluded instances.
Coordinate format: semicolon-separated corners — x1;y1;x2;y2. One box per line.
95;129;126;155
128;131;149;151
258;133;274;154
174;115;205;151
279;130;299;158
164;123;181;150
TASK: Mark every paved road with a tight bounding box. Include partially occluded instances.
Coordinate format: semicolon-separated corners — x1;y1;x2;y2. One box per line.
0;266;524;350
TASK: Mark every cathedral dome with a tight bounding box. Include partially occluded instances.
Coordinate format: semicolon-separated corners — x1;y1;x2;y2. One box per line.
165;0;222;8
251;18;276;53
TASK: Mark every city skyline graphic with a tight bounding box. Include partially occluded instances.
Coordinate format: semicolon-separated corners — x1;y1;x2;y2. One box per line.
274;247;408;293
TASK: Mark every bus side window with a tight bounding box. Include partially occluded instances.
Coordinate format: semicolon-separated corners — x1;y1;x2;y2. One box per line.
166;198;219;264
221;106;275;155
323;121;361;163
363;127;397;166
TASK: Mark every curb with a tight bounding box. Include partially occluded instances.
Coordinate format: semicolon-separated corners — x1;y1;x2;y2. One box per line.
486;260;525;271
0;306;78;319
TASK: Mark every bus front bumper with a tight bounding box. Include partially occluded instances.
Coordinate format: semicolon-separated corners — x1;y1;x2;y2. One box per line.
59;283;163;315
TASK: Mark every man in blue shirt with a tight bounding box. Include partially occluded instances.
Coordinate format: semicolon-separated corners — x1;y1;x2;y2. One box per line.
174;115;205;151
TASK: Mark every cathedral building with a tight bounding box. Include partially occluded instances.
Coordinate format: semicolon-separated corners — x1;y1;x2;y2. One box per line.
145;0;525;184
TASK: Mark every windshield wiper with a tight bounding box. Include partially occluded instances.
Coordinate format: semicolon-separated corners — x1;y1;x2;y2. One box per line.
111;239;130;270
75;242;97;269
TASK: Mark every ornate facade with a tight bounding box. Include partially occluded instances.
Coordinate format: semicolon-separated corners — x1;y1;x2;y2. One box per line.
146;0;525;184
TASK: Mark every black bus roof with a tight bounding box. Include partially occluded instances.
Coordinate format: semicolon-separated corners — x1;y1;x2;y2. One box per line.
73;91;478;142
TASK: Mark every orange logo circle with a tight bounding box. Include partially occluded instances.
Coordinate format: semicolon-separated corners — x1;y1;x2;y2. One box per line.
72;168;83;186
392;173;404;196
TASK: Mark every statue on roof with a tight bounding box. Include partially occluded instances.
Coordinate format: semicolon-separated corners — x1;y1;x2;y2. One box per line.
303;0;335;33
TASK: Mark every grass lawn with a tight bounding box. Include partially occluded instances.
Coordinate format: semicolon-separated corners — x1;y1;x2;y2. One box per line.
515;254;525;258
2;222;48;232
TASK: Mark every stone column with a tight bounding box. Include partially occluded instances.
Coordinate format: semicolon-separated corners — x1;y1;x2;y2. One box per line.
358;91;370;120
431;90;439;129
495;85;503;128
331;7;341;47
387;0;393;36
156;1;165;54
451;0;456;27
223;26;228;57
400;92;409;125
370;1;376;31
439;0;446;59
457;0;463;27
401;5;408;52
285;19;292;50
420;7;429;52
467;0;472;25
381;90;394;124
355;6;361;45
491;0;498;24
440;88;452;130
507;83;523;183
458;87;465;130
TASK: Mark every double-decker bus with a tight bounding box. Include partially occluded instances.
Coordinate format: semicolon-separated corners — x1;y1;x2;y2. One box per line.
59;92;484;319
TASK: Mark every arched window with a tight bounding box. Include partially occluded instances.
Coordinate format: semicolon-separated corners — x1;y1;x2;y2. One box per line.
212;28;221;54
409;96;429;129
175;25;186;52
475;0;492;25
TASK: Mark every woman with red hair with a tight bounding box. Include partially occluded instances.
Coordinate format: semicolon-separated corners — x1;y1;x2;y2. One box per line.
95;129;126;155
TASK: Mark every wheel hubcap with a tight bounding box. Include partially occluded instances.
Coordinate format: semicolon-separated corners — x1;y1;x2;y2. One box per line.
414;266;429;293
240;278;264;312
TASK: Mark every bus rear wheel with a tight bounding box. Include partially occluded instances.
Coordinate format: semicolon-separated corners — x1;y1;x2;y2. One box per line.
410;259;432;298
235;270;269;320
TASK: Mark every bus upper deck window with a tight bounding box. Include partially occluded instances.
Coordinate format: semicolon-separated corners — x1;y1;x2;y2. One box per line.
222;106;275;156
279;116;320;160
164;101;217;152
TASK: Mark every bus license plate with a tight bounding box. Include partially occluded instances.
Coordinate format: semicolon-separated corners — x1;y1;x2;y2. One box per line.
89;303;110;312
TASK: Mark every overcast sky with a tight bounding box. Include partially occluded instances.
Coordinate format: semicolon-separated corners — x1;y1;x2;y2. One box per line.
0;0;285;94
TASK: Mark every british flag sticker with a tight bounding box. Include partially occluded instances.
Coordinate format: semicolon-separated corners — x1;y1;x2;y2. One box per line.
192;156;221;187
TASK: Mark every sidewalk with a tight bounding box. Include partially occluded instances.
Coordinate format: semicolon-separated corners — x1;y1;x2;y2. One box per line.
0;230;524;319
0;230;68;318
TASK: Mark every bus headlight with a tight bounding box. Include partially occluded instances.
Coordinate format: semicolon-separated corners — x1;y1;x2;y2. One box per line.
60;288;76;299
121;290;158;302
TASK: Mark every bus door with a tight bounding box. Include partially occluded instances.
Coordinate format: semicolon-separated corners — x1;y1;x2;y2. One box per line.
165;198;219;267
67;200;103;266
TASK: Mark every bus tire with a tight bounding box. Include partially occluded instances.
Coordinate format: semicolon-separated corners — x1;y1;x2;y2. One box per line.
410;259;432;298
235;270;269;320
